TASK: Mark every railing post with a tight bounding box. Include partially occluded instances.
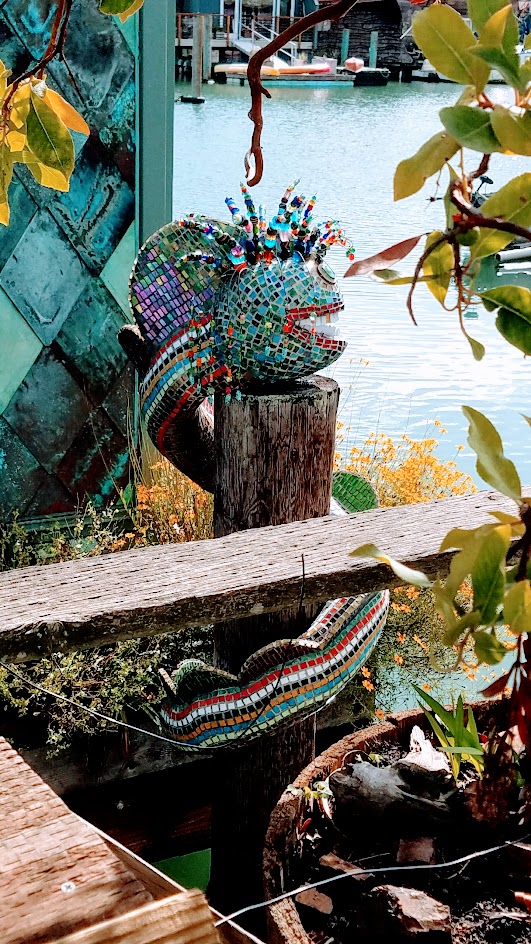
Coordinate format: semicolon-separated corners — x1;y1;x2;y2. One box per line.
138;0;175;244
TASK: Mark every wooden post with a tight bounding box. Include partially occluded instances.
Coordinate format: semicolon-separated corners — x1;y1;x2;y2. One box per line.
203;14;212;81
208;376;339;924
181;15;205;104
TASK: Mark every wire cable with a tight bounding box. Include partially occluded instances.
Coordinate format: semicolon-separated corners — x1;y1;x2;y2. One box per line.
214;833;531;927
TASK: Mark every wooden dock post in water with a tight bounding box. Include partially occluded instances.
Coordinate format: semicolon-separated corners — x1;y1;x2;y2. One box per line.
208;376;339;923
181;15;205;104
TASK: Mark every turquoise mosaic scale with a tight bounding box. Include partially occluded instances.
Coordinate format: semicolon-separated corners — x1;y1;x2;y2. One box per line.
120;186;388;749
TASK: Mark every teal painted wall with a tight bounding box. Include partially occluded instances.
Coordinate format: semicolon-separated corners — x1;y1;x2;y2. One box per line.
0;2;137;522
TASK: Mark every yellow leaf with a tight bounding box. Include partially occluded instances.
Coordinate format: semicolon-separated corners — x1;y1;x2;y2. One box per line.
6;128;25;151
119;0;143;21
0;200;9;225
43;88;89;136
0;61;10;103
17;150;70;192
9;83;30;130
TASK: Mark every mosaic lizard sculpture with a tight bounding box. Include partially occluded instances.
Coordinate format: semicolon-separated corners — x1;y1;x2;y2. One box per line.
119;185;389;750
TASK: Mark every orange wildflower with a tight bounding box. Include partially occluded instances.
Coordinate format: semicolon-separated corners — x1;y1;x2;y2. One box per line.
361;666;371;678
397;632;406;644
362;679;375;692
375;709;385;721
393;654;404;666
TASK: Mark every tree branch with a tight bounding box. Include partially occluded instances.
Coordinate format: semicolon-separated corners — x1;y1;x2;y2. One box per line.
246;0;360;185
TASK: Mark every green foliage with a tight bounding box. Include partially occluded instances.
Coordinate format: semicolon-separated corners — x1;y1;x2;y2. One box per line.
350;408;531;679
411;5;489;91
413;685;484;781
0;463;214;754
394;132;459;201
347;1;531;359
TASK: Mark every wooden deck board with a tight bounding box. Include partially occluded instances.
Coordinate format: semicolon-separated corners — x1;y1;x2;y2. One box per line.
0;738;153;944
0;488;523;662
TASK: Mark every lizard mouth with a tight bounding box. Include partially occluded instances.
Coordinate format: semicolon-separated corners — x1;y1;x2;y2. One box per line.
287;301;346;350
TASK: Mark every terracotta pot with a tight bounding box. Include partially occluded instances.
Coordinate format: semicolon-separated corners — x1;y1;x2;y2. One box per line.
263;700;507;944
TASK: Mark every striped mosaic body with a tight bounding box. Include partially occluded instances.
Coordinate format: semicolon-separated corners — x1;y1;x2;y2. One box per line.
160;591;389;750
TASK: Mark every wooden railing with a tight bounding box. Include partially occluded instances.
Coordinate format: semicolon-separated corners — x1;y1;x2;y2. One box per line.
0;488;521;663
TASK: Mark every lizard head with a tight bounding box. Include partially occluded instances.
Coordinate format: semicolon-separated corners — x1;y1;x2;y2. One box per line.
215;251;345;383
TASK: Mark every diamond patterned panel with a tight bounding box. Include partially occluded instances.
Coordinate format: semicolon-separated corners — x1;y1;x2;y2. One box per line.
0;7;136;522
0;288;42;414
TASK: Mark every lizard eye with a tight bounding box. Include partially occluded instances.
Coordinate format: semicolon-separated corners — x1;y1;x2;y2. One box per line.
317;261;335;285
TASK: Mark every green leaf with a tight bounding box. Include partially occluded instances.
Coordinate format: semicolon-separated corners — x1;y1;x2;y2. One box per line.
504;580;531;634
370;269;432;286
473;630;508;664
470;173;531;260
462;406;521;500
471;525;511;622
26;92;74;179
394;131;459;201
444;523;503;599
496;308;531;355
0;146;13;226
422;231;454;304
413;685;456;731
526;34;531;51
99;0;139;12
476;4;519;60
471;46;524;90
520;58;531;85
412;5;489;90
439;106;501;154
464;330;486;361
490;107;531;157
439;744;484;756
349;544;432;587
440;525;495;553
468;0;510;34
480;284;531;320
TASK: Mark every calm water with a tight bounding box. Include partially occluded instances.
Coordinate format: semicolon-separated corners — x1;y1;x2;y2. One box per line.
174;81;531;484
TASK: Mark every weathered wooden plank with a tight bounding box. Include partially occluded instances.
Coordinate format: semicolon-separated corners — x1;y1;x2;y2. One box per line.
0;487;523;663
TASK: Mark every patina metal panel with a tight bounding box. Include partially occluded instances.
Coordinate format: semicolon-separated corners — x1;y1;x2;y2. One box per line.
0;2;138;522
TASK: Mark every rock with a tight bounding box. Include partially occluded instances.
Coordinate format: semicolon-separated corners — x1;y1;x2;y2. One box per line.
397;837;437;865
330;761;457;838
295;888;333;914
363;885;451;939
403;726;451;775
319;852;371;881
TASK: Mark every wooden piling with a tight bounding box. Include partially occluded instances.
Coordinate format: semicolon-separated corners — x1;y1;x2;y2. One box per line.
208;377;339;925
181;15;205;104
203;15;212;82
